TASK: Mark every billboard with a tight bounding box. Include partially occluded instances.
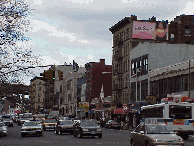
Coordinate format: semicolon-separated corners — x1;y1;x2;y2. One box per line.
132;21;168;40
79;102;89;112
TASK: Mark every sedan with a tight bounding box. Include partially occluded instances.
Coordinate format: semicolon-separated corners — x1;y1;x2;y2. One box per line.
55;120;74;135
17;117;30;125
106;120;121;130
43;119;57;131
130;123;184;146
21;121;43;137
0;122;7;136
73;120;102;138
3;118;13;127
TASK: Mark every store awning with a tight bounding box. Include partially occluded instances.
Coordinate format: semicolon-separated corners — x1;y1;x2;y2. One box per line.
15;110;20;113
113;108;127;114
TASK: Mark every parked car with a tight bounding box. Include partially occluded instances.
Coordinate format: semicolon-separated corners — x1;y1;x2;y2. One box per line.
129;123;184;146
55;120;74;135
0;122;7;137
73;120;102;138
21;121;43;137
104;120;114;128
3;118;13;127
17;117;30;125
43;119;57;131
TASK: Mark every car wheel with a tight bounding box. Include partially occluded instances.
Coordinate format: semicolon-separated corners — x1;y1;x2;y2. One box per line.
21;133;25;137
98;134;102;138
181;135;189;140
58;129;62;135
74;132;77;137
145;140;150;146
130;139;135;146
78;132;82;138
55;129;57;134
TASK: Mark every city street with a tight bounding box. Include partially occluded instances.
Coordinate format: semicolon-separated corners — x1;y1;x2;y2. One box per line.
0;123;193;146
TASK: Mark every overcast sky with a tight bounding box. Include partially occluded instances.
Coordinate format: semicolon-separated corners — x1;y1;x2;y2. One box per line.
24;0;194;84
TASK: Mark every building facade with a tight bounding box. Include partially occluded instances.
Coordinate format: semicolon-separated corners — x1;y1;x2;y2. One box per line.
109;15;168;107
30;77;45;114
130;42;194;102
168;15;194;45
85;59;112;105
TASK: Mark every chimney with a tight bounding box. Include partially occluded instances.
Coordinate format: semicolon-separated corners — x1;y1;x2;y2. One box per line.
100;59;105;65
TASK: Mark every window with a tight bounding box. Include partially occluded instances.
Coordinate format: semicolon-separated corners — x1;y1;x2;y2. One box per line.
126;28;129;39
38;93;40;97
39;81;41;85
39;87;41;91
135;124;141;132
68;94;71;101
60;85;62;93
185;25;191;36
141;124;145;132
38;98;40;102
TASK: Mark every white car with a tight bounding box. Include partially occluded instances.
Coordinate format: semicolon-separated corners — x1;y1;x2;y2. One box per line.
0;122;7;136
21;121;43;137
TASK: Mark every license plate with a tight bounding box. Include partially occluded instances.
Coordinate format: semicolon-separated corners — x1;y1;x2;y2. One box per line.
29;132;34;134
91;131;95;134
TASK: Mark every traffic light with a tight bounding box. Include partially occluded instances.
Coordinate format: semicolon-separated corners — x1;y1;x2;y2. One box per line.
58;71;63;80
52;71;55;80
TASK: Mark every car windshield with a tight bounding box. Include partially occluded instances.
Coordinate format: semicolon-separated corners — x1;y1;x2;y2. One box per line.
61;121;73;125
4;118;11;121
146;125;174;134
24;122;39;126
0;123;4;127
81;121;97;127
20;118;28;120
36;119;44;122
44;120;56;123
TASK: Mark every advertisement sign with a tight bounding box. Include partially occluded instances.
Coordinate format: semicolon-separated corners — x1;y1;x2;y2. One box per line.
173;119;185;125
132;21;168;40
79;102;89;112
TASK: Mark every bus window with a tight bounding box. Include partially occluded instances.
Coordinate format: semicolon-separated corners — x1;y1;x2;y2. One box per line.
169;105;192;119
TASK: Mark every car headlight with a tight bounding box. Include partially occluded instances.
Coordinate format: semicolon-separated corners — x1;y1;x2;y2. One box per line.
97;129;102;131
82;128;88;131
153;139;163;142
177;138;184;142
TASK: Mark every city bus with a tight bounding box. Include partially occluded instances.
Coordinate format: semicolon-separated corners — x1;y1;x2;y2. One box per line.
140;102;194;140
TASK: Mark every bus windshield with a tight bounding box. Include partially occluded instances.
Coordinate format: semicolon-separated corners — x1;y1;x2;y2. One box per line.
169;105;192;119
142;106;163;118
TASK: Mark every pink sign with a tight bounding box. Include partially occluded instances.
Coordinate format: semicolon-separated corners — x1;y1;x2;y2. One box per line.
132;21;168;40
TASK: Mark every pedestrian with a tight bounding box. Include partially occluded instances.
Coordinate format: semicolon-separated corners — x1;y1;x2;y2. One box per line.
120;121;124;130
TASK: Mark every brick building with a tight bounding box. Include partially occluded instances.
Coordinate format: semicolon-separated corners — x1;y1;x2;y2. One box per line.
85;59;112;105
168;15;194;45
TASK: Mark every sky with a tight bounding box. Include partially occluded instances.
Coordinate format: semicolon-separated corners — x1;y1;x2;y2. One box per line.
23;0;194;85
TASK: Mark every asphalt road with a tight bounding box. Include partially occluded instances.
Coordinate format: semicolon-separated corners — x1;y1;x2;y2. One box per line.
0;123;194;146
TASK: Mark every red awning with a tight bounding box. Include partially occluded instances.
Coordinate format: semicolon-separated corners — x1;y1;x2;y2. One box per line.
15;110;20;113
114;108;128;114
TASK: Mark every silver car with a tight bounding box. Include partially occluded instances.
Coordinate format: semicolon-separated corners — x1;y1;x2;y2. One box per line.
130;123;184;146
21;121;43;137
0;122;7;136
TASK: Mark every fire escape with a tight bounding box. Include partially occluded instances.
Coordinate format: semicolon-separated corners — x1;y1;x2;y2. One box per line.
113;38;123;106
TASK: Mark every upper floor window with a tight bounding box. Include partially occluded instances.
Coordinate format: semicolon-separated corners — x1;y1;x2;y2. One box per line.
185;25;191;36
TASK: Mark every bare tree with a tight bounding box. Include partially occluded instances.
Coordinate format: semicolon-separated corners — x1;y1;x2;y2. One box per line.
0;0;42;84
